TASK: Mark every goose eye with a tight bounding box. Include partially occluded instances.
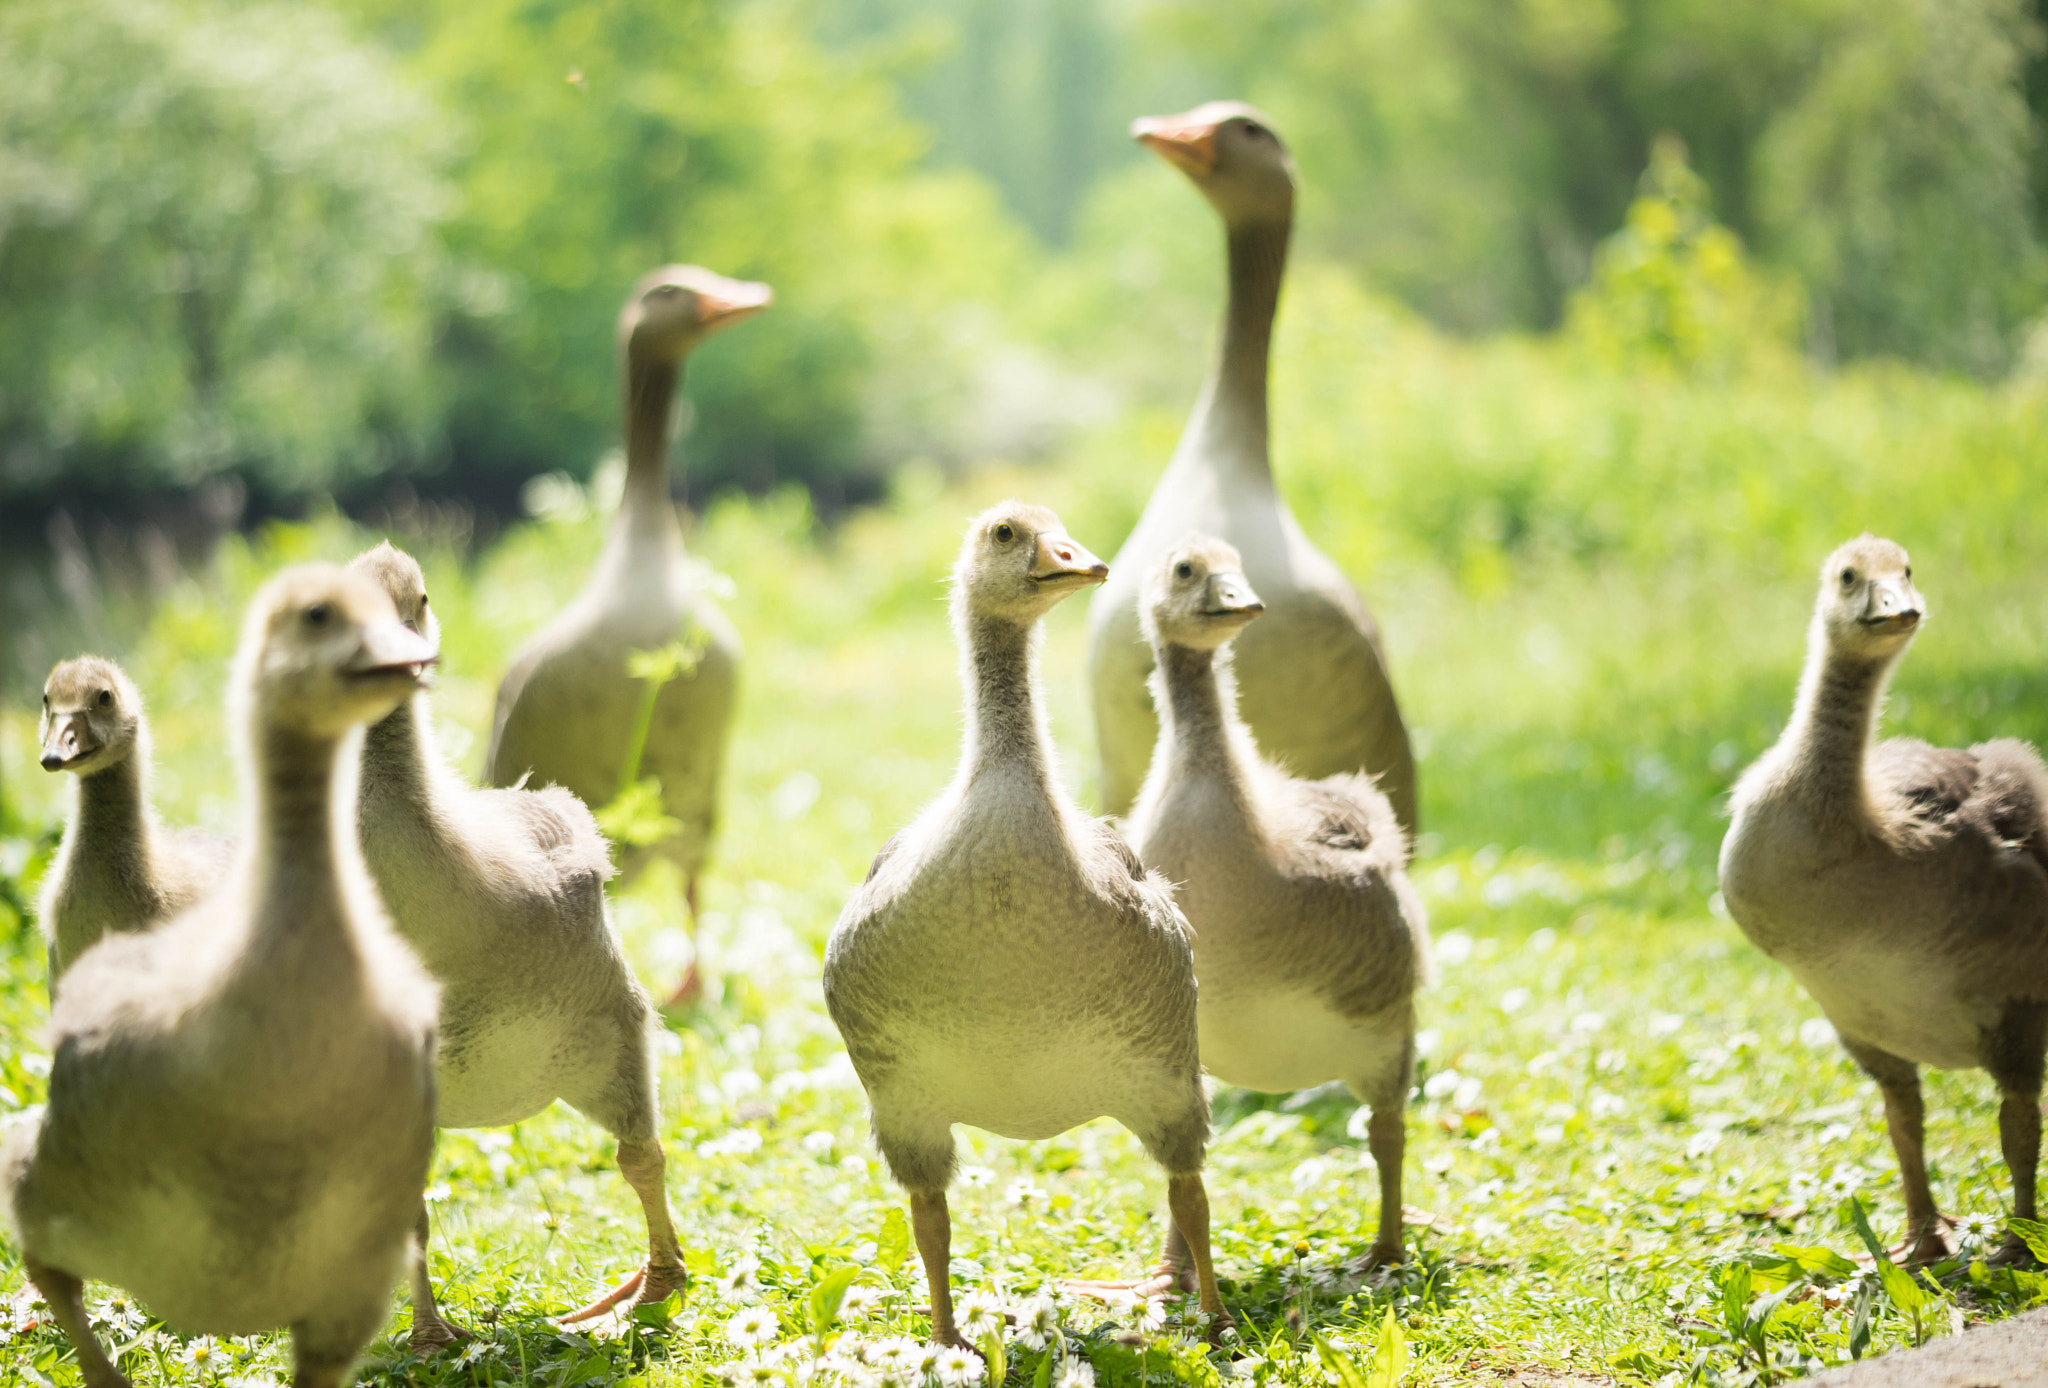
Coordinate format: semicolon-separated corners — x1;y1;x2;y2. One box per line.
97;689;112;707
306;603;332;626
419;594;430;608
1903;567;1911;581
993;523;1015;544
1175;561;1194;580
1839;568;1856;586
1242;120;1267;138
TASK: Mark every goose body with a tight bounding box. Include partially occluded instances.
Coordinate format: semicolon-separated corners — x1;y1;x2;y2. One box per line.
488;267;767;928
1126;534;1427;1267
1720;536;2048;1262
825;504;1230;1343
1087;102;1414;828
351;543;685;1337
36;657;234;985
6;567;440;1388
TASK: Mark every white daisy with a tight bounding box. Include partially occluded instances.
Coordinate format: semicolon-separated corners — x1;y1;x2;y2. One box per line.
453;1340;495;1368
864;1337;924;1372
1057;1359;1097;1388
931;1345;984;1388
839;1284;885;1321
956;1291;1005;1340
1133;1297;1166;1334
1958;1212;2003;1238
740;1354;785;1387
182;1335;228;1370
727;1305;781;1349
1012;1294;1058;1351
959;1166;997;1189
90;1294;146;1335
721;1252;764;1298
1002;1180;1045;1209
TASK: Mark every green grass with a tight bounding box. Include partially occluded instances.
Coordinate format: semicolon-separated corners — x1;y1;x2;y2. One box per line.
5;306;2048;1386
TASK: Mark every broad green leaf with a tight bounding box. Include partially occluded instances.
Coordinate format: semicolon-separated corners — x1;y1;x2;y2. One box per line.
1849;1282;1873;1361
1846;1198;1888;1264
1720;1262;1752;1337
1876;1256;1928;1312
877;1207;910;1273
1771;1243;1859;1280
980;1329;1007;1388
808;1264;860;1335
1366;1306;1408;1388
632;1289;682;1327
2008;1216;2048;1263
1033;1350;1054;1388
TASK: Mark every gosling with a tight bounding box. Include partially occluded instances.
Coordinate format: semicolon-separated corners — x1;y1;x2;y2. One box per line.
36;657;233;986
1721;535;2048;1264
4;566;440;1388
349;542;685;1337
1124;535;1428;1277
824;504;1231;1345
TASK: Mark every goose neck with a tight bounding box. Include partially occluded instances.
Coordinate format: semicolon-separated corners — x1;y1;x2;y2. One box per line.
72;742;152;879
621;352;685;547
247;722;358;955
1183;217;1289;480
360;696;435;814
1155;643;1257;800
1781;623;1895;820
959;610;1056;791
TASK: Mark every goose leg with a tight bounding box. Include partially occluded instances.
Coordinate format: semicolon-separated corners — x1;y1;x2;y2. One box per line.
912;1189;965;1347
1362;1102;1408;1267
1986;1001;2047;1266
1165;1173;1233;1342
408;1200;474;1350
1841;1036;1953;1264
23;1259;129;1388
558;1133;686;1322
1066;1215;1198;1297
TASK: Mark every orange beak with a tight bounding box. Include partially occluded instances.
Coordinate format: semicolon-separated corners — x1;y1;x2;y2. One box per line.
1132;112;1220;178
699;278;775;329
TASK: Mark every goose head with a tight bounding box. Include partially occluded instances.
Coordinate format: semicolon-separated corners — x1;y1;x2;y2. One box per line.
1132;101;1295;226
619;265;774;364
348;541;441;650
39;656;142;775
954;502;1109;625
1142;534;1265;653
235;566;438;738
1816;535;1924;659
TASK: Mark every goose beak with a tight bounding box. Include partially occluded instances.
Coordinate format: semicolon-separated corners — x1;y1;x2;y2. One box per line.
1203;572;1265;620
699;278;774;331
1029;532;1110;590
1133;112;1220;178
1858;578;1924;631
40;714;98;771
347;621;439;686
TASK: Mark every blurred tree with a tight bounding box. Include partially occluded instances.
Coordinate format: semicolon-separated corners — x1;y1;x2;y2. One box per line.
0;0;451;507
345;0;1036;510
1143;0;2045;374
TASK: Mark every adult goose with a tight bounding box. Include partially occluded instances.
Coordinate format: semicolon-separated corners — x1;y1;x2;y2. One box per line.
488;266;769;1000
825;504;1231;1344
5;567;440;1388
1122;534;1428;1277
36;657;233;987
351;543;685;1339
1721;536;2048;1264
1085;103;1415;832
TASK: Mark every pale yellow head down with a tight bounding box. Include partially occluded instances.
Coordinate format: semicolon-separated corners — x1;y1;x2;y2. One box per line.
39;656;144;776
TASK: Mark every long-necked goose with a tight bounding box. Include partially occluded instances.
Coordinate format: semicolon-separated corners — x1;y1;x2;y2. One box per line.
5;566;440;1388
1085;103;1415;832
824;503;1230;1345
35;657;233;987
1721;536;2048;1263
351;543;685;1338
487;266;769;1001
1123;534;1428;1276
